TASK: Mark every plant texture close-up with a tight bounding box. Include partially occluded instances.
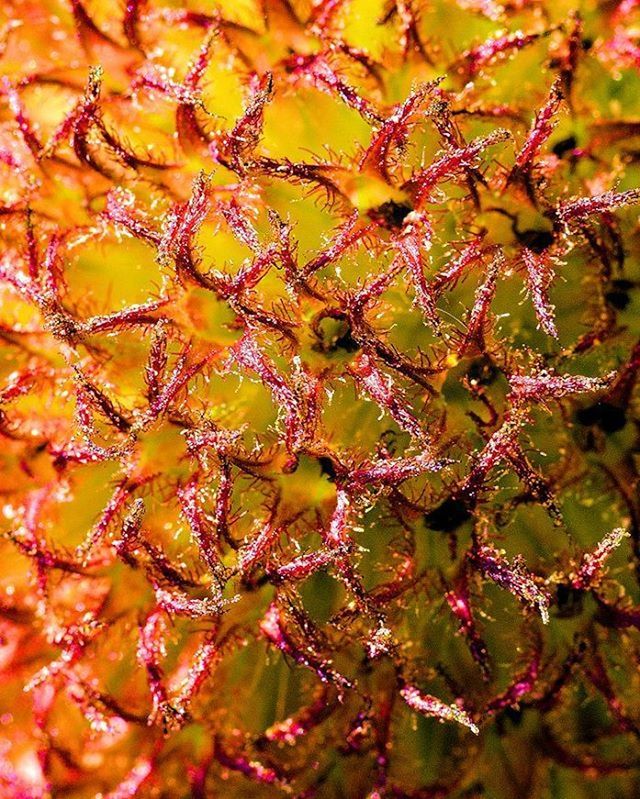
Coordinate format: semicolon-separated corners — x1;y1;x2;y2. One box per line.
2;0;640;796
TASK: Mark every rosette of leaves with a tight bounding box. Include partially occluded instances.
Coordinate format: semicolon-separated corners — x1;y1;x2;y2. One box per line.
1;1;640;797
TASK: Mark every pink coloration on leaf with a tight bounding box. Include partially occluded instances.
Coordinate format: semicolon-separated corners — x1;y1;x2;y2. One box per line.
507;444;563;525
274;547;336;582
509;368;615;403
459;30;544;78
392;212;441;331
510;78;564;179
430;240;487;298
458;248;504;355
486;647;540;715
133;63;203;107
25;613;105;691
75;474;145;563
105;188;162;246
521;248;558;338
324;487;353;550
0;368;46;404
301;211;371;281
470;543;550;623
349;352;429;444
138;344;218;431
349;257;405;313
572;528;629;590
153;585;227;617
144;321;169;402
171;629;224;717
219;196;261;253
260;602;353;693
2;78;41;156
454;0;503;21
82;298;169;335
158;172;211;273
104;756;154;799
263;688;335;744
599;32;640;72
229;330;309;452
238;503;283;573
399;683;479;734
222;72;273;170
183;27;218;92
359;81;440;180
214;738;286;788
403;130;510;207
350;450;448;490
557;188;640;225
137;608;185;730
177;476;224;581
283;52;382;123
445;574;491;680
0;753;47;799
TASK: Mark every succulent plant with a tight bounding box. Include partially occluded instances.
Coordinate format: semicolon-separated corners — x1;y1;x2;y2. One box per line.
2;0;640;797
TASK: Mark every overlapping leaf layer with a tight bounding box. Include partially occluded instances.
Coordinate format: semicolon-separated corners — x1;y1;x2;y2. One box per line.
1;1;640;797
